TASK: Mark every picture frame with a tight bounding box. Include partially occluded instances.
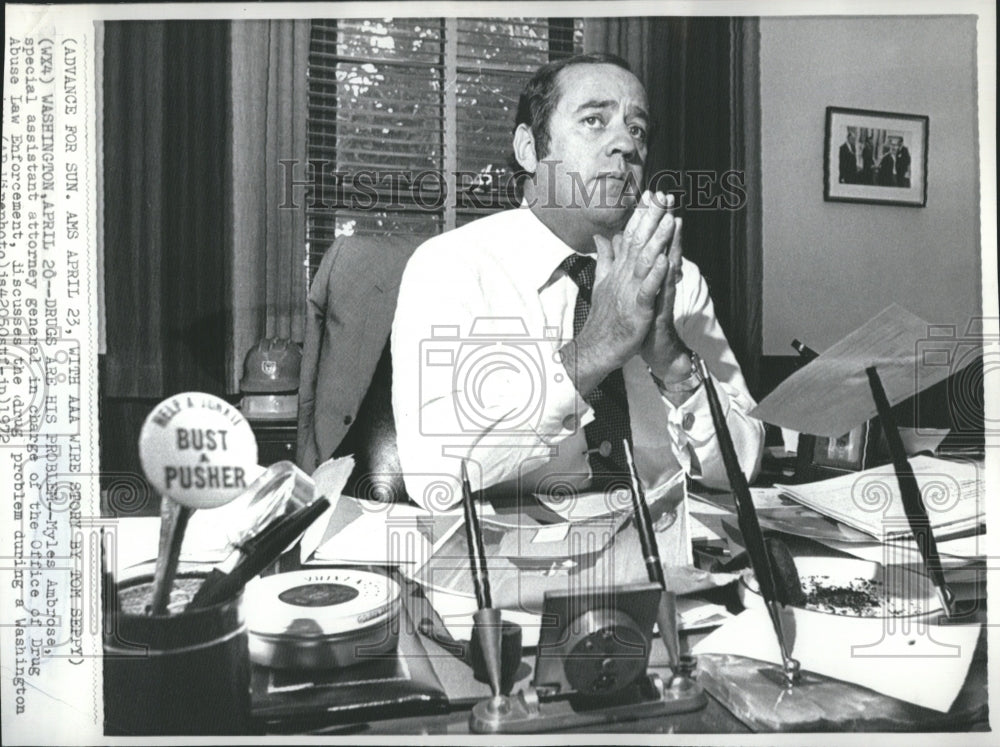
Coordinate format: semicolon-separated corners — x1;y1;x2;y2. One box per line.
824;106;929;207
811;422;873;472
795;419;887;481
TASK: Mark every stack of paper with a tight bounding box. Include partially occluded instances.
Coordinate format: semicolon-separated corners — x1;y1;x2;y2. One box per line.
774;455;984;541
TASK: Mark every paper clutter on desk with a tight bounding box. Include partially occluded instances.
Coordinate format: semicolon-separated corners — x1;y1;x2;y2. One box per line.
301;457;465;568
693;606;980;713
773;455;983;540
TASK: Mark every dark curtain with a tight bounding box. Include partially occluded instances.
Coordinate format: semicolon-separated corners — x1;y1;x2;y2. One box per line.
101;21;230;512
587;17;763;395
103;20;229;398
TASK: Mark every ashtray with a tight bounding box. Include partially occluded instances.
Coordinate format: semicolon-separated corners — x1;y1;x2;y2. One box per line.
738;556;941;619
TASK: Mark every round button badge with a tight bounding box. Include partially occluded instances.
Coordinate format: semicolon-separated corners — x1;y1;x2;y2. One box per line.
139;392;259;509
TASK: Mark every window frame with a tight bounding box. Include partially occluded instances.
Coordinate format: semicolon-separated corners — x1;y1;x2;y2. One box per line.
304;16;583;280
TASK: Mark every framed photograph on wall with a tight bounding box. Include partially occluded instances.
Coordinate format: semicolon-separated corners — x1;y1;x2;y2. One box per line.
824;107;929;206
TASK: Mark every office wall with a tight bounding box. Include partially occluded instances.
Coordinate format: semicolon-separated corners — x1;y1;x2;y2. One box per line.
760;16;981;355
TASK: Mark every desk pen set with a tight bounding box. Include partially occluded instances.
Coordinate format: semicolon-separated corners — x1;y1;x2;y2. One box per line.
110;323;975;735
464;346;968;731
459;352;796;732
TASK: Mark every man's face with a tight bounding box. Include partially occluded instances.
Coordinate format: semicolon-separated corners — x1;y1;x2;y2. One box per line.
533;63;650;233
889;139;900;156
847;131;856;147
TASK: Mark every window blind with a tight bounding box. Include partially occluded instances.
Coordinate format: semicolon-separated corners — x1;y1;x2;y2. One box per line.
305;17;582;277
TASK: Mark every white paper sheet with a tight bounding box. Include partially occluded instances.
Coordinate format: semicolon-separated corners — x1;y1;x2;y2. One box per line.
810;532;987;566
314;505;461;564
752;305;975;437
693;606;980;712
306;494;463;567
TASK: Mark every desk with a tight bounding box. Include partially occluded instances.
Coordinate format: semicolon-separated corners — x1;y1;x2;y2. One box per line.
253;572;751;736
299;694;751;736
110;473;988;736
252;547;988;735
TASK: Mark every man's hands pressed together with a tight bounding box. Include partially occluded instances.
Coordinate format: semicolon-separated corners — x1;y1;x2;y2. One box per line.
636;195;699;405
560;190;694;403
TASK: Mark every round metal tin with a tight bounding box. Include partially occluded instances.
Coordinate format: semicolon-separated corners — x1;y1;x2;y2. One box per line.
245;569;400;669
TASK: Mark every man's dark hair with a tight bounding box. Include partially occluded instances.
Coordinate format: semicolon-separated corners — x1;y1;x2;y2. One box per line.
514;52;633;162
507;53;635;195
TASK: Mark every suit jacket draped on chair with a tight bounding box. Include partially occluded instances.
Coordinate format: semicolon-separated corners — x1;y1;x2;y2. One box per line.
297;234;421;475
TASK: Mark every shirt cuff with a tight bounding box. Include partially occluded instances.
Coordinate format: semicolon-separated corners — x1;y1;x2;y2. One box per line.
532;357;595;444
658;379;723;473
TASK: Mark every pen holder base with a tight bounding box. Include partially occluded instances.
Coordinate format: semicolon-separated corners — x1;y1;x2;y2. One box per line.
469;673;707;734
470;617;522;695
470;583;709;734
696;651;987;731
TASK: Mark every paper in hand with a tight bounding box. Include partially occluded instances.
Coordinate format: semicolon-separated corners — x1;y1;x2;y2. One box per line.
751;305;977;437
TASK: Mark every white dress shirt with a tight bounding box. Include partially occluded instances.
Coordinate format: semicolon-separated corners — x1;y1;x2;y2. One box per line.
391;206;764;511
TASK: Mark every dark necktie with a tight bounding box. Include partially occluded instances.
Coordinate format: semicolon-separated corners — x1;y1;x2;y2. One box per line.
559;253;634;480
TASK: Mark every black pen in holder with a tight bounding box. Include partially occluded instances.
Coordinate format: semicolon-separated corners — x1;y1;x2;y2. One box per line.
622;440;690;686
695;353;802;685
462;460;507;700
866;366;954;619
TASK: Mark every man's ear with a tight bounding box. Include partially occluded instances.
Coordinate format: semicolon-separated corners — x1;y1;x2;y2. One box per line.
512;124;538;174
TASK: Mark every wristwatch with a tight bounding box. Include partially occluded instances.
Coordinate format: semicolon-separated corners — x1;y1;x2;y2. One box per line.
648;353;702;395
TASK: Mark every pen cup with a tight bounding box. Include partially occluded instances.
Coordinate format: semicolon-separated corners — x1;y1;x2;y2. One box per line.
103;564;252;735
469;619;523;695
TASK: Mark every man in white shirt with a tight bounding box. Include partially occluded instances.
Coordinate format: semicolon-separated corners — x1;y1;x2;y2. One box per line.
391;53;763;512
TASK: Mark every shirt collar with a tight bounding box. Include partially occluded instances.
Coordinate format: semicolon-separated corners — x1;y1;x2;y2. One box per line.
512;204;592;294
